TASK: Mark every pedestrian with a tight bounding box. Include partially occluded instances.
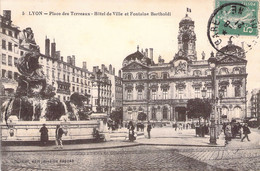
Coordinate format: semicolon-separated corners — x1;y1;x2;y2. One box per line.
39;124;48;146
225;123;232;145
55;125;66;149
147;121;152;139
128;121;135;142
241;123;251;142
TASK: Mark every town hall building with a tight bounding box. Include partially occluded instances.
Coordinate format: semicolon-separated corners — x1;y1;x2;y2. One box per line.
121;14;247;123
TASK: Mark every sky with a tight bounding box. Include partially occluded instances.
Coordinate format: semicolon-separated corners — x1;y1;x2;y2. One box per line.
1;0;260;92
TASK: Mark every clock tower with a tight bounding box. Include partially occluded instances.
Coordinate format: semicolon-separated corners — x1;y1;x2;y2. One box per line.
178;14;197;61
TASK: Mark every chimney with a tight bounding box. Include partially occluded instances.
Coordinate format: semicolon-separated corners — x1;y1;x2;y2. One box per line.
149;48;153;61
109;64;112;74
118;70;122;78
45;37;50;56
83;61;87;69
113;68;115;75
67;56;71;64
61;56;63;61
55;51;60;60
51;40;56;58
71;55;75;66
3;10;11;21
145;48;148;57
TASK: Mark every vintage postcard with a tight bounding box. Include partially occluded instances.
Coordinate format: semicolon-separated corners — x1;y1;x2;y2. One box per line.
1;0;260;170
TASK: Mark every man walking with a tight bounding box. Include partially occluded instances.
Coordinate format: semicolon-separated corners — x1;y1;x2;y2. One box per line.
241;123;251;142
147;121;152;139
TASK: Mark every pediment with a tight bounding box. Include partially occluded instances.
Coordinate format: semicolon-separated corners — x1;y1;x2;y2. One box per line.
218;56;247;64
122;61;148;71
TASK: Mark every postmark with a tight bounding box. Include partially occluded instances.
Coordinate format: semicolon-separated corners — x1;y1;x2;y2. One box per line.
207;1;260;55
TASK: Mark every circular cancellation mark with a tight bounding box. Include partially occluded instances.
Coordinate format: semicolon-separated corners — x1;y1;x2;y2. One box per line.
207;1;260;55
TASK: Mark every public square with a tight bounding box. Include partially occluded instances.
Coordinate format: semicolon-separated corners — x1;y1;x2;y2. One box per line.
2;127;260;171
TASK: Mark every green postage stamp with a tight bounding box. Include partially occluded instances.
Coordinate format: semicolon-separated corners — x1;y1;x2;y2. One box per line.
215;0;259;36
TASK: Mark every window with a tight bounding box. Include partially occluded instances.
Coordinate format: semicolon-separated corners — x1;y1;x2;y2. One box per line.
67;75;70;82
152;108;156;120
8;71;12;79
2;29;6;34
207;87;212;98
14;32;18;38
195;88;200;98
72;86;75;92
233;68;240;74
77;87;79;92
163;107;168;119
234;85;241;97
14;57;18;66
63;74;66;81
127;74;131;80
8;30;12;37
152;89;157;100
220;86;227;97
178;89;183;99
8;55;12;66
72;77;75;82
2;54;6;65
58;72;60;80
8;42;12;51
138;73;142;80
77;78;79;83
127;90;132;100
137;89;143;100
14;72;19;80
2;40;6;49
2;69;6;77
20;51;24;56
219;68;228;75
52;70;55;79
163;89;168;99
163;73;168;79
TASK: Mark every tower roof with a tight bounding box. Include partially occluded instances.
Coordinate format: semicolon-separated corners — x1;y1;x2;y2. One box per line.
179;14;194;27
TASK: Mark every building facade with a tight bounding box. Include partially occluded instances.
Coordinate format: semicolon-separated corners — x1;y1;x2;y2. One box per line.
0;10;20;100
250;89;260;119
122;14;247;123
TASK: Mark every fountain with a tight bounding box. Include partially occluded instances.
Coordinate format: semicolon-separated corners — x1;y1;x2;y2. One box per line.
1;27;106;143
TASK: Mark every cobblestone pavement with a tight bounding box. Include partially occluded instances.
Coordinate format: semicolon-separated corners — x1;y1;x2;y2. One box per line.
2;146;227;171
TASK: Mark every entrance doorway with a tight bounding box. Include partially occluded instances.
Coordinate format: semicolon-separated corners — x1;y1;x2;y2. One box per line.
175;107;186;121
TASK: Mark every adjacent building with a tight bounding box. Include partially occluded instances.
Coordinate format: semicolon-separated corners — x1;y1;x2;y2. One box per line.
250;89;260;119
0;10;20;100
121;14;247;123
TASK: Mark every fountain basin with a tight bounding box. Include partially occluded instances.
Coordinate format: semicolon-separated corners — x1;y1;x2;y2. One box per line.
1;120;107;142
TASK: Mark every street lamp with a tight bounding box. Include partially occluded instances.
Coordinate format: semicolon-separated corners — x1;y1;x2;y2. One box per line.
201;87;207;99
208;51;218;145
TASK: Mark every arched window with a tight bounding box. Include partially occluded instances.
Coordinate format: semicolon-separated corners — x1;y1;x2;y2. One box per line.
219;68;229;75
152;107;156;120
205;69;211;76
222;106;229;117
233;67;241;74
193;70;202;76
127;74;132;80
234;85;241;97
162;73;168;79
163;106;168;119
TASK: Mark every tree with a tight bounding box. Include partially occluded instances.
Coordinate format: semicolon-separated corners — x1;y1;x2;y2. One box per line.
137;112;147;121
110;107;123;124
187;98;212;124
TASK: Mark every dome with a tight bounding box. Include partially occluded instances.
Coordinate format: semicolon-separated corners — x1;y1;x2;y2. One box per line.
179;14;194;27
123;50;152;66
216;40;245;59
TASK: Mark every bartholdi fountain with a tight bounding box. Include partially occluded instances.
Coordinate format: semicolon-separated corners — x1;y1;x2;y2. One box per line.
1;27;107;142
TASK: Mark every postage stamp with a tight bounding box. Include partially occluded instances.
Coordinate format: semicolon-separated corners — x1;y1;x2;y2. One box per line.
215;0;259;36
207;0;260;54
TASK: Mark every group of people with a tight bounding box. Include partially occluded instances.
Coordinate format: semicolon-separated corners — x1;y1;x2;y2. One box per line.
127;121;152;142
39;124;67;149
223;122;251;145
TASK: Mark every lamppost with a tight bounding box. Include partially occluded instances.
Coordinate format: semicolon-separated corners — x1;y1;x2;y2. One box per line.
208;52;218;145
91;69;102;113
216;88;224;137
